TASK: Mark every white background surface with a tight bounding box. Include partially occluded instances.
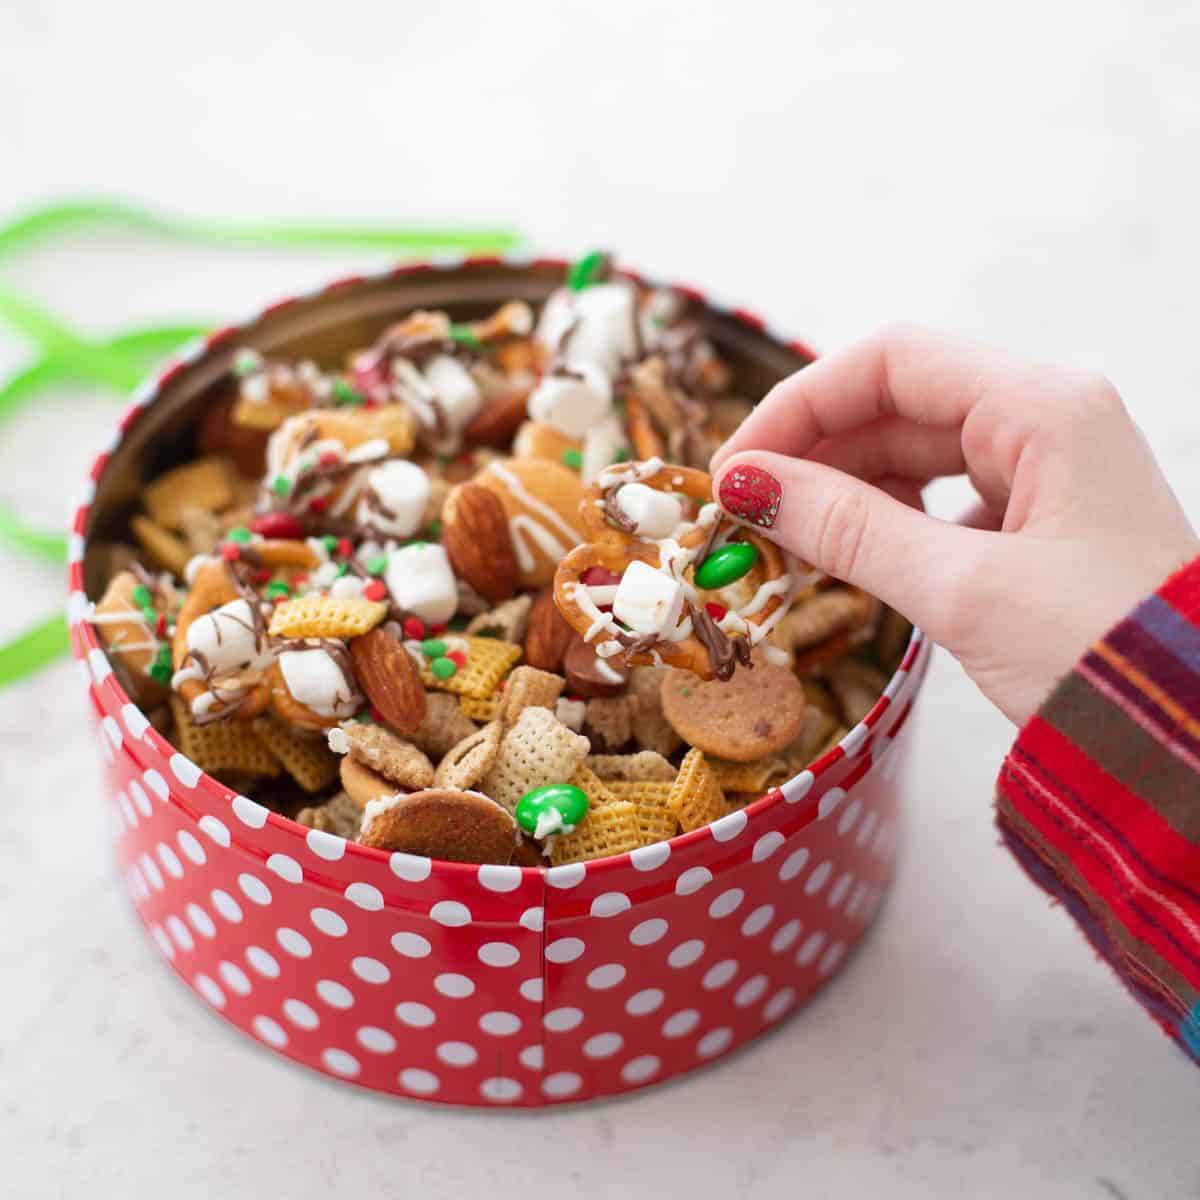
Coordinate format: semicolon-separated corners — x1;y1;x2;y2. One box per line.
3;2;1199;1197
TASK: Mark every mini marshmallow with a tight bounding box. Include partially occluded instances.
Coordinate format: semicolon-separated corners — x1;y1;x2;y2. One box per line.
384;542;459;625
535;282;641;376
612;560;686;638
613;482;684;539
527;361;612;439
424;355;482;431
357;458;429;539
580;414;628;484
185;599;265;675
278;648;361;719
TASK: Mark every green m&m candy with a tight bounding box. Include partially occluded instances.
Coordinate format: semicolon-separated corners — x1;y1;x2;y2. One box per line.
515;783;589;838
694;541;759;590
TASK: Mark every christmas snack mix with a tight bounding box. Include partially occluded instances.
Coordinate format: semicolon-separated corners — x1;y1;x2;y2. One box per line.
89;254;903;866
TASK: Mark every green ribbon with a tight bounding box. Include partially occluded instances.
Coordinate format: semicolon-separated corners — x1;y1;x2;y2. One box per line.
0;200;522;688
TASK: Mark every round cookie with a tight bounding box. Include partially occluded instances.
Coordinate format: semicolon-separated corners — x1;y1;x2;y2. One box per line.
473;456;585;589
358;787;518;864
660;660;806;762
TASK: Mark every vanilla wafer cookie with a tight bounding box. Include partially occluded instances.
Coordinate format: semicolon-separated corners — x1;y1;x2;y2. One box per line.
169;696;280;777
550;801;642;865
667;748;726;833
251;715;339;791
482;706;591;814
143;457;233;529
434;722;503;790
269;593;387;639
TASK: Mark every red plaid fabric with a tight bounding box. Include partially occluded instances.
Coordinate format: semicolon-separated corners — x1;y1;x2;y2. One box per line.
996;557;1200;1061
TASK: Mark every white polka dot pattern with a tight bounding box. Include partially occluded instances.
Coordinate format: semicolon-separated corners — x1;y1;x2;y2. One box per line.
77;289;926;1107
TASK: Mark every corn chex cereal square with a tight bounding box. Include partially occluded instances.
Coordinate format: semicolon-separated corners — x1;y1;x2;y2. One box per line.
668;748;726;833
417;637;522;701
550;801;642;865
143;457;233;529
268;594;387;639
251;715;339;792
169;696;280;777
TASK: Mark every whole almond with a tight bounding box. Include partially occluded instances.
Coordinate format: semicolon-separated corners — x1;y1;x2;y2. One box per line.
350;627;426;734
524;585;575;672
442;482;518;602
463;388;531;446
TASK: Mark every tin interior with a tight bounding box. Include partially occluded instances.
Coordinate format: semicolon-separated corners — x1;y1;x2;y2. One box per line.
83;261;812;597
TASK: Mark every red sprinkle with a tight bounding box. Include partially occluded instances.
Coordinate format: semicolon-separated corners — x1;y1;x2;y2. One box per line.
363;580;387;602
319;451;341;467
581;566;621;587
565;693;584;703
219;542;240;561
308;496;329;513
336;537;353;559
430;623;448;636
254;568;272;585
704;601;728;621
402;616;425;640
370;707;385;723
447;650;467;668
155;613;167;637
292;573;309;589
249;512;304;539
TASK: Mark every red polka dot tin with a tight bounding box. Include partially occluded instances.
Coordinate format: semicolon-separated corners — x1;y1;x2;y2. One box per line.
68;258;931;1107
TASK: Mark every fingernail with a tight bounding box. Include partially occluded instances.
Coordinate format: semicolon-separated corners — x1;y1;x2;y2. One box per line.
717;464;782;528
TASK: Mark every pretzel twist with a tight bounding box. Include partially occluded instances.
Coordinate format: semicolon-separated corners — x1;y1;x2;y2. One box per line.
553;461;793;679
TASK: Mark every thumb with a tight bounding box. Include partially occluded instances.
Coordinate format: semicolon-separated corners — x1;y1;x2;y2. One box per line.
713;452;985;640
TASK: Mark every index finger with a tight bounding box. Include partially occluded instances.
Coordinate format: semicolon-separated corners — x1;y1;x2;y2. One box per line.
711;322;1012;473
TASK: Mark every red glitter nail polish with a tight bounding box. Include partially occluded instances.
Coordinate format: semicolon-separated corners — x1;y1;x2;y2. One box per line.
717;465;781;528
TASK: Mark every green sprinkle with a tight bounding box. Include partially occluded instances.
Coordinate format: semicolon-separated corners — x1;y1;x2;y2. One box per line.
332;378;365;406
431;656;458;680
681;687;691;697
132;584;152;607
567;249;610;292
561;448;583;470
355;709;375;723
409;540;427;550
148;660;172;683
448;617;469;632
448;323;484;351
335;562;349;578
154;644;172;668
614;446;630;462
226;525;253;545
423;521;442;538
421;637;447;659
367;554;388;576
321;535;339;554
265;581;290;599
271;475;291;497
141;606;157;626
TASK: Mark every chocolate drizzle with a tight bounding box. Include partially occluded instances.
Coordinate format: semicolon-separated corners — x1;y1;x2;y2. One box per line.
691;603;752;682
601;484;637;534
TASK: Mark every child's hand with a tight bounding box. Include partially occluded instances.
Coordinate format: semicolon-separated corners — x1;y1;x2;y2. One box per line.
711;324;1200;725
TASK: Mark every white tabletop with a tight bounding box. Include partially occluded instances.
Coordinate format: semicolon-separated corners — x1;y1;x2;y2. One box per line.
3;2;1199;1196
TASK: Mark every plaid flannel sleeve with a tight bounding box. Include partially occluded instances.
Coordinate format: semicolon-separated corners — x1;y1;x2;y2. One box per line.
996;557;1200;1063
